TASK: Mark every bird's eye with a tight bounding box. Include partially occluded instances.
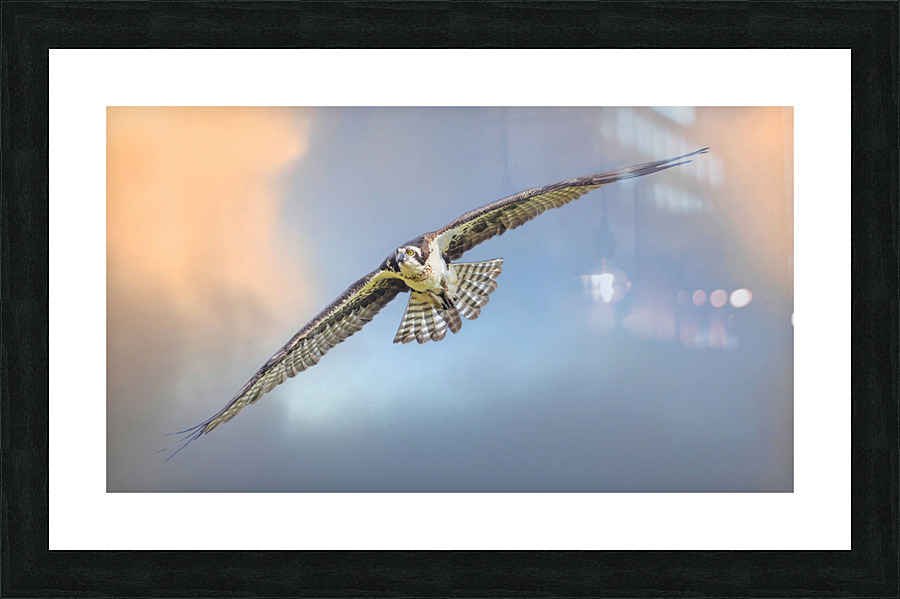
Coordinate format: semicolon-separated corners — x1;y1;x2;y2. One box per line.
406;249;415;256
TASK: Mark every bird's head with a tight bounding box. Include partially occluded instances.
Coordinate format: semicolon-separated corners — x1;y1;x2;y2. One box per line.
395;245;425;276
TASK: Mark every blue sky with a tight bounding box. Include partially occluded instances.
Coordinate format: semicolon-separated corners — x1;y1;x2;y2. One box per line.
107;106;792;492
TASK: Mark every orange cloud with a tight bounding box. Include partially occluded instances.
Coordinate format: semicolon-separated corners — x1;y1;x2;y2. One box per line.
107;107;314;350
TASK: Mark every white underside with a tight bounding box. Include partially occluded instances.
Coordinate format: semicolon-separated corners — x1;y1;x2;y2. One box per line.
399;245;451;294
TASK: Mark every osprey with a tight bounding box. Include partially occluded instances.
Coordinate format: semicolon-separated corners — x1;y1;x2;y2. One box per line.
163;148;708;459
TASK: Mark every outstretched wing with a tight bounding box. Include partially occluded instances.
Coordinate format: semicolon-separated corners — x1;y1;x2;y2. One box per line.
435;148;708;261
162;268;407;460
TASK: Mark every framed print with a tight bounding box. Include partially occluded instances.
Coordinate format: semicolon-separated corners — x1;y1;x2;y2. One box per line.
3;1;896;597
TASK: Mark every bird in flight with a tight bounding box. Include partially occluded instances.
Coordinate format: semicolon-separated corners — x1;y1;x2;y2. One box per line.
162;148;708;460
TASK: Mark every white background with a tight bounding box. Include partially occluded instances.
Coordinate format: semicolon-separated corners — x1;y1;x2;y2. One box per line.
49;49;850;550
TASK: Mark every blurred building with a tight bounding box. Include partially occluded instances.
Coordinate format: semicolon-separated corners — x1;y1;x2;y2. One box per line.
569;107;793;352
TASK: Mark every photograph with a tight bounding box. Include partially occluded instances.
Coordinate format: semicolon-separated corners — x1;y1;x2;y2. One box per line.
106;106;793;493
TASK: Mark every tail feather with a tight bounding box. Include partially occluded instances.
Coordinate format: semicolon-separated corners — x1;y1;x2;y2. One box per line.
394;293;461;344
443;304;462;335
451;258;503;321
391;258;503;344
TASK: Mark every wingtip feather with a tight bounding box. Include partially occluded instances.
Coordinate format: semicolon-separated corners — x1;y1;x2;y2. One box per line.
157;426;206;462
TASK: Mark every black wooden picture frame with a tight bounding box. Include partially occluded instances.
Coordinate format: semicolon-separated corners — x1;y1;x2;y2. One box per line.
1;1;897;597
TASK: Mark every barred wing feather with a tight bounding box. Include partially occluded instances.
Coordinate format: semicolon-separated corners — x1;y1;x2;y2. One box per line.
435;148;708;261
162;268;406;460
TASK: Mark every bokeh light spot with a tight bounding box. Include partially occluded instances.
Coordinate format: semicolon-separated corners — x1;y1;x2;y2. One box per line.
692;289;707;306
710;289;728;308
730;288;753;308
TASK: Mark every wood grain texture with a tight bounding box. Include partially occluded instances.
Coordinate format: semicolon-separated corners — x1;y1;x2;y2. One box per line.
1;1;896;597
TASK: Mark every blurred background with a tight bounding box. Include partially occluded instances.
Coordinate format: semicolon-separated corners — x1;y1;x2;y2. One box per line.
107;106;793;492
